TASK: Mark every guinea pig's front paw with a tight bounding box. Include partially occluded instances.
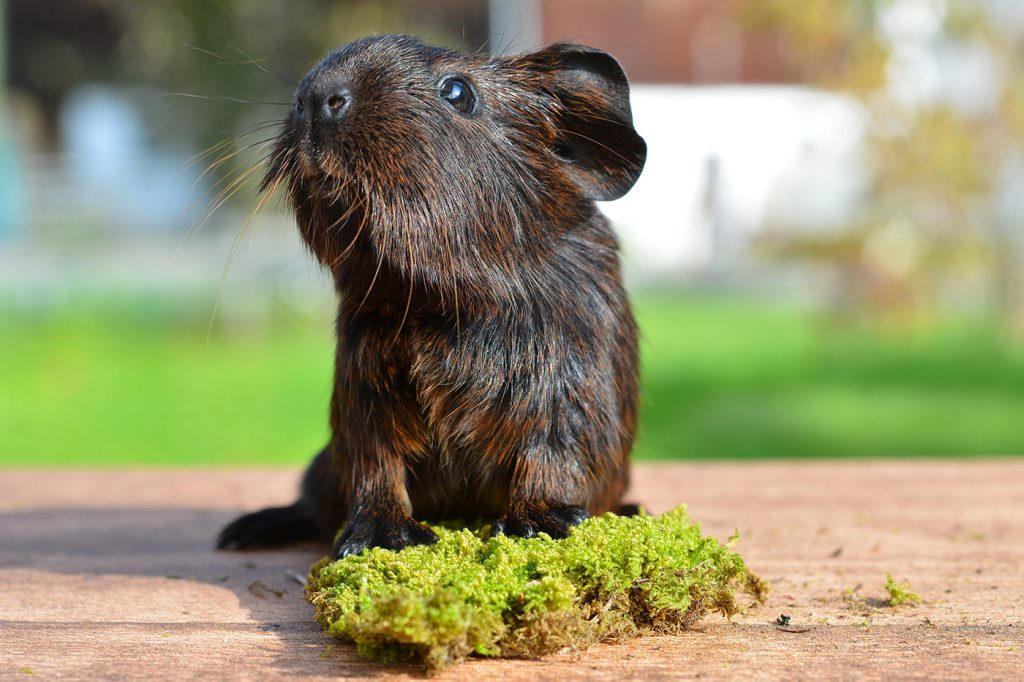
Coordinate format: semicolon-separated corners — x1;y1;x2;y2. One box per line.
491;503;589;540
331;512;438;560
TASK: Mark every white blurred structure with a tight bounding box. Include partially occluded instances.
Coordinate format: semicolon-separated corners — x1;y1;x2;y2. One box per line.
58;86;202;232
600;85;869;280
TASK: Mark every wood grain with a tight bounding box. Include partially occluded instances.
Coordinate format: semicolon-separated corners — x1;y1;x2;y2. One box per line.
1;461;1021;680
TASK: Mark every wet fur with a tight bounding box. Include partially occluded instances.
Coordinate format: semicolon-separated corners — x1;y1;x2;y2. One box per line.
217;35;646;559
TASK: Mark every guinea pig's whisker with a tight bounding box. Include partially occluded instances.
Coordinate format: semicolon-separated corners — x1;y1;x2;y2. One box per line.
313;169;338;199
389;216;416;348
563;109;627;128
193;137;277;194
179;117;283;230
164;92;291;106
201;126;284;159
184;120;279;172
206;177;280;341
224;118;288;142
187;137;238;169
490;30;527;60
177;137;246;231
305;163;335;199
562;129;637;167
354;208;390;317
327;178;353;207
438;213;460;340
198;156;266;220
329;197;371;268
179;163;253;251
316;192;358;249
186;44;298;87
226;44;299;87
182;160;265;249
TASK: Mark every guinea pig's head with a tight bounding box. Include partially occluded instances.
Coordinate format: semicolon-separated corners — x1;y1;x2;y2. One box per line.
262;34;645;297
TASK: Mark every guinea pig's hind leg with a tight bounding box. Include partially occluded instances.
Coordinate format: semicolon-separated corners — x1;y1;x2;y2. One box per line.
217;503;321;550
217;445;338;550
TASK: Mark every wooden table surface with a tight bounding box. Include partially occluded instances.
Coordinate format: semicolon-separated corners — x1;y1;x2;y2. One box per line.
1;461;1022;680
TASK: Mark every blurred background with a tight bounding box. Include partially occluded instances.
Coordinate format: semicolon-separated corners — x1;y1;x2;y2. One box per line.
2;0;1023;466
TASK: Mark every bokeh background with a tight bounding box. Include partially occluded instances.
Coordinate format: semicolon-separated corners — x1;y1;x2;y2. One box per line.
2;0;1023;466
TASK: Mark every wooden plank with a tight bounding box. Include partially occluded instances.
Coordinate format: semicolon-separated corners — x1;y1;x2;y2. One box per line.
1;461;1022;680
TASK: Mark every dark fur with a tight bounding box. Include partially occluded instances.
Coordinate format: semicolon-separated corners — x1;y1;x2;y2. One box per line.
217;35;646;559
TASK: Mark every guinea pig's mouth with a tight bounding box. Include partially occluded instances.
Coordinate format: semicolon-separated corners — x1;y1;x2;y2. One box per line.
262;124;353;204
290;145;318;180
298;143;352;186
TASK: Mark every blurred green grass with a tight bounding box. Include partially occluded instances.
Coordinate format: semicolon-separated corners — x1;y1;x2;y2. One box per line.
2;294;1023;466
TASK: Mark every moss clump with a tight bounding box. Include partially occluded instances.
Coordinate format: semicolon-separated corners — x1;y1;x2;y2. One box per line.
883;573;921;606
306;506;766;671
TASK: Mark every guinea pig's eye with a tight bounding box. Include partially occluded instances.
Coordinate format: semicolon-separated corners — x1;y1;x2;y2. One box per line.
439;77;476;114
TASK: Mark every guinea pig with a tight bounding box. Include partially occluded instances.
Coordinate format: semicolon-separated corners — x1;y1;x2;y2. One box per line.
217;34;646;560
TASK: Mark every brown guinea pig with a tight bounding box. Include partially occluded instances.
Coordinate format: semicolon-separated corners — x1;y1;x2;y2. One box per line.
217;34;645;559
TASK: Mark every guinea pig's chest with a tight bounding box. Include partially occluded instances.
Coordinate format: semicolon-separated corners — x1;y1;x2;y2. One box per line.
391;314;551;451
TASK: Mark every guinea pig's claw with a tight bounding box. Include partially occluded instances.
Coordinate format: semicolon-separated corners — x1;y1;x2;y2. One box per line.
491;504;589;540
332;513;438;560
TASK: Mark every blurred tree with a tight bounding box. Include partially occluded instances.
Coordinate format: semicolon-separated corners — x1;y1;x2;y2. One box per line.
6;0;488;188
738;0;1024;330
7;0;124;147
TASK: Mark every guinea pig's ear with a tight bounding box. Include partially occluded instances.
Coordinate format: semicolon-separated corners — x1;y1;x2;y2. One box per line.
531;43;647;201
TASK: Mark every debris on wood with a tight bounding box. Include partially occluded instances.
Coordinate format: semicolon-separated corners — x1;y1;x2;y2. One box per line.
884;573;921;607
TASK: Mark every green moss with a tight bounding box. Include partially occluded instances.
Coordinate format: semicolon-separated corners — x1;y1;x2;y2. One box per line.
306;506;765;672
884;573;921;606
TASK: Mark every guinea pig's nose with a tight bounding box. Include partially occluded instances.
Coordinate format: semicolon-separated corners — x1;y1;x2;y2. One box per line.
321;87;352;122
